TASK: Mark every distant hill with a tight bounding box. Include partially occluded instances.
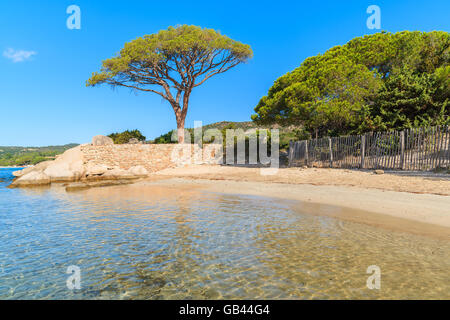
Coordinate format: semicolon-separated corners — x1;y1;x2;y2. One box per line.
0;144;79;166
201;121;263;131
200;121;295;132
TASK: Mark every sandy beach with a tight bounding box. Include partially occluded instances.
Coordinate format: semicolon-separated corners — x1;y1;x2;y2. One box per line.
131;165;450;239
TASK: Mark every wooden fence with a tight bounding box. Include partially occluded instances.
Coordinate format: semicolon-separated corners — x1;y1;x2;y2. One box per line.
288;125;450;171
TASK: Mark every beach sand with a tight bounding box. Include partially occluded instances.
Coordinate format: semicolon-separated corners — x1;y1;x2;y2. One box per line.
130;165;450;239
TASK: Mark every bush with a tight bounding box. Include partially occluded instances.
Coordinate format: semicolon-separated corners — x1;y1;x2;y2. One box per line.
108;130;146;144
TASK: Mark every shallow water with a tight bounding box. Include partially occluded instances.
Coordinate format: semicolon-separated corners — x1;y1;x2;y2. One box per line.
0;168;449;299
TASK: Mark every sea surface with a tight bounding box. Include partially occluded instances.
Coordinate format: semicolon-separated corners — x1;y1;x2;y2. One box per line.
0;167;449;299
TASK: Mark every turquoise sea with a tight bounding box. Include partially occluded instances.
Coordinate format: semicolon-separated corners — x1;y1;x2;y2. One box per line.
0;168;449;299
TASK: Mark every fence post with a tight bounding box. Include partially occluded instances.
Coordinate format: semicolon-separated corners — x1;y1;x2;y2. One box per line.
360;135;365;169
400;130;405;170
328;137;333;168
288;141;293;167
305;140;309;167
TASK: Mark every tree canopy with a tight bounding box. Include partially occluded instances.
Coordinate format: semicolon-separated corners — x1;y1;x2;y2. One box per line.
87;25;253;143
252;31;449;138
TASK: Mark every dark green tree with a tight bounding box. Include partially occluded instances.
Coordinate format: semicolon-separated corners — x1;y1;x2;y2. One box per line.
252;31;450;137
371;66;449;130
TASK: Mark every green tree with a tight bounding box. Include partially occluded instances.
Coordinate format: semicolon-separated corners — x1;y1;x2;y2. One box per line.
372;66;449;130
87;25;252;143
253;31;450;136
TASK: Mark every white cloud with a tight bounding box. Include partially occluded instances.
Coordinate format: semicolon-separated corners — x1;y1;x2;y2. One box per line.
3;48;37;63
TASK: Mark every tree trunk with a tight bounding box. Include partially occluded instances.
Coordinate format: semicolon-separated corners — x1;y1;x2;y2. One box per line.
172;90;190;144
177;116;185;144
176;91;190;144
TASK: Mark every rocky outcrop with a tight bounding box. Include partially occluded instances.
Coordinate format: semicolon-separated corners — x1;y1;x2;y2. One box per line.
65;180;136;192
128;138;143;144
13;161;52;177
9;144;150;188
85;163;110;176
128;165;149;176
11;146;85;187
12;171;51;186
9;136;220;188
92;135;114;146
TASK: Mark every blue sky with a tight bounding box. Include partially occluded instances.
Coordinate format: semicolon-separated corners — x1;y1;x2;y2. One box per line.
0;0;449;146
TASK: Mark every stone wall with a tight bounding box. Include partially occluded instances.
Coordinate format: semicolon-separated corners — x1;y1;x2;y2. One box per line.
80;144;221;173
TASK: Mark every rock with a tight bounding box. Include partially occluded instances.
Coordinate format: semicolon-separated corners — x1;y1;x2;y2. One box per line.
12;168;29;177
85;164;109;176
9;146;85;187
44;163;77;181
65;183;92;192
65;180;135;192
12;171;51;186
128;138;141;144
102;168;136;180
8;143;153;188
43;147;85;181
92;135;114;146
374;169;384;175
128;165;149;176
12;161;52;177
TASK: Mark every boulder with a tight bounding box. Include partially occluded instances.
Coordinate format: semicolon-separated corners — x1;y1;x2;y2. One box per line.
12;161;52;177
128;138;140;144
102;168;136;180
374;169;384;175
12;171;51;186
43;146;85;181
10;146;85;187
92;135;114;146
85;164;109;176
44;163;79;181
128;165;149;176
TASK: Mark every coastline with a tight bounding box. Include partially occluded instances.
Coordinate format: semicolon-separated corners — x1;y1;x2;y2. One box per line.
6;162;450;239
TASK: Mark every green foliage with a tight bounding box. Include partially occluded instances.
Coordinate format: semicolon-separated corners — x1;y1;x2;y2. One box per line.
108;129;146;144
87;25;252;88
153;130;177;144
370;66;450;130
0;144;78;166
151;121;299;151
253;31;450;137
87;25;252;143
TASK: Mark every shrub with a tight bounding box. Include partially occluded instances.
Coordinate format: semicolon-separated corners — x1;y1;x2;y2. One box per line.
108;130;146;144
